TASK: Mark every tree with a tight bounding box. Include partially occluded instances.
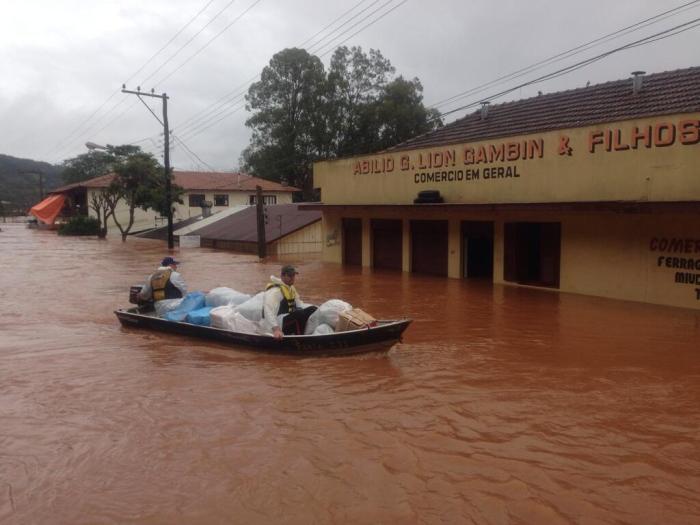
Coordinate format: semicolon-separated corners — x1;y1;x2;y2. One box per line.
106;151;162;241
242;46;442;200
62;145;140;185
88;187;117;238
326;46;395;156
243;48;327;199
375;76;442;150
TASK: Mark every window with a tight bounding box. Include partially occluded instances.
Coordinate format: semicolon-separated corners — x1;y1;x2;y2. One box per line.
214;194;229;206
249;195;277;205
188;194;206;207
504;222;561;288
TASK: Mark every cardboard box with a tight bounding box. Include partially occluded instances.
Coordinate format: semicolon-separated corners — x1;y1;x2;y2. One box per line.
336;308;377;332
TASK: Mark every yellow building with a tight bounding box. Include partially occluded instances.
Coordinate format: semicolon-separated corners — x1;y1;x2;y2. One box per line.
309;67;700;310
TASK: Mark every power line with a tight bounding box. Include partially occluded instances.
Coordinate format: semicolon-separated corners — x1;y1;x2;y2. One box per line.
299;0;376;48
432;17;700;122
312;0;408;57
175;0;409;142
430;0;700;110
43;0;223;161
125;0;218;86
140;0;240;87
174;0;372;135
173;135;217;171
151;0;264;90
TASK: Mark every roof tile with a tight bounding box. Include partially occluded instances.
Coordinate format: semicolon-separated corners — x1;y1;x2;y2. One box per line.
388;66;700;152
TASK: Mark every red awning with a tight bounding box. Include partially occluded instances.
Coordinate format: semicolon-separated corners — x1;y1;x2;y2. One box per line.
29;194;66;225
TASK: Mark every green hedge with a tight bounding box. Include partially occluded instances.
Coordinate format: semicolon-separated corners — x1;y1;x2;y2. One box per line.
58;216;101;236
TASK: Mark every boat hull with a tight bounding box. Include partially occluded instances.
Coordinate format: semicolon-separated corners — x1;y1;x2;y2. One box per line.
115;308;411;356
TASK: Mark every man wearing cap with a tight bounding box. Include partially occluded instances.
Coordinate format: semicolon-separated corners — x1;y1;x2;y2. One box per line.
138;256;188;304
263;265;317;340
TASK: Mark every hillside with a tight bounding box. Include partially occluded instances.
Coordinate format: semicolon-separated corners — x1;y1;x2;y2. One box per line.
0;154;64;214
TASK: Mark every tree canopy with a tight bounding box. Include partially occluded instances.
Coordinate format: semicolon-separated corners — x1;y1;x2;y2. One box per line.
61;145;141;185
61;145;182;240
242;46;441;199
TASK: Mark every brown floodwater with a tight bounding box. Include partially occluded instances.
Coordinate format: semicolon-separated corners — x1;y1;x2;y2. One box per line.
1;223;700;524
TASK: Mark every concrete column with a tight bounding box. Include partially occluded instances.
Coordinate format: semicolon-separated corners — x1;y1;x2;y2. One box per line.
447;218;461;279
361;217;371;267
402;219;410;273
493;219;504;283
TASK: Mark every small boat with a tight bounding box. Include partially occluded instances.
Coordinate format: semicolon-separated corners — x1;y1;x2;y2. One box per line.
114;307;412;356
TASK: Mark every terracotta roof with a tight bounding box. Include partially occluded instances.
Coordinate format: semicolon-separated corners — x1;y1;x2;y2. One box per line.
388;66;700;152
172;171;297;192
188;204;321;243
51;173;116;194
51;171;298;194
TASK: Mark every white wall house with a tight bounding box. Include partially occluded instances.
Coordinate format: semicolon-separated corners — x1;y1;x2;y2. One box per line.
54;171;298;235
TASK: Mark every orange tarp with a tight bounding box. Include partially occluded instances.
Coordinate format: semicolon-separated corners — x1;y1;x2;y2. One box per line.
30;194;66;225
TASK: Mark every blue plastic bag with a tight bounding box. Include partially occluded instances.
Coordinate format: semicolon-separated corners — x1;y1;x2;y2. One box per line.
164;292;206;322
185;306;213;326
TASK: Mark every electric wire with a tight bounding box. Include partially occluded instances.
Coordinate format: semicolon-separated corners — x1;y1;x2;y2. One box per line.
317;0;409;58
432;17;700;122
309;0;402;56
298;0;375;48
306;0;384;54
176;0;409;141
139;0;240;87
173;135;218;171
53;0;255;164
125;0;218;86
174;0;371;135
151;0;264;90
44;0;222;161
430;0;700;110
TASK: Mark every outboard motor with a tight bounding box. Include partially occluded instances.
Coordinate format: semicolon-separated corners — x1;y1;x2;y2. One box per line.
129;285;144;304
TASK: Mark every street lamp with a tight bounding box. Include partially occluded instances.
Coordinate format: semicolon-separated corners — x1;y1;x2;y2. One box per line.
85;141;108;151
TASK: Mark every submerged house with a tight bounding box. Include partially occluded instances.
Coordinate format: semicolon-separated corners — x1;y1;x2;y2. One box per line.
190;204;322;255
35;171;298;233
307;67;700;310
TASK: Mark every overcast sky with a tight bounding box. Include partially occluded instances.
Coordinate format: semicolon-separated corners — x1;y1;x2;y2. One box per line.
1;0;698;171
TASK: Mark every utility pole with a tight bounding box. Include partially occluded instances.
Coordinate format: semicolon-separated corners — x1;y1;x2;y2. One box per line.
121;85;174;249
255;185;267;259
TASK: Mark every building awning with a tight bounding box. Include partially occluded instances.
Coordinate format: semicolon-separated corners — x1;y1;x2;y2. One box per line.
299;201;700;213
29;194;66;225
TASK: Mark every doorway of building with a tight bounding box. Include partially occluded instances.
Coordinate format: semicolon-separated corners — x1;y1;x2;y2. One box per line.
342;218;362;266
411;220;448;276
371;219;402;270
504;222;561;288
461;221;494;279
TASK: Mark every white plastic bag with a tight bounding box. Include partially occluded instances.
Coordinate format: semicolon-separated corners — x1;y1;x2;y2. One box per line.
155;298;183;317
312;323;334;335
210;305;235;329
233;292;265;322
210;306;261;334
304;309;322;335
205;287;251;307
317;299;352;329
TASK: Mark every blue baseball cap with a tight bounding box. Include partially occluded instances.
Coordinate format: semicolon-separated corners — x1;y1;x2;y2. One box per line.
161;256;180;266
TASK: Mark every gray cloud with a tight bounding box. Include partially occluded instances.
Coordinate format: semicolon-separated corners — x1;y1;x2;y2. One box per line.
1;0;698;170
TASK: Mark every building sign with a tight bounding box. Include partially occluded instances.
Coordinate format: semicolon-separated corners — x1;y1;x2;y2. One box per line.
650;237;700;301
350;117;700;186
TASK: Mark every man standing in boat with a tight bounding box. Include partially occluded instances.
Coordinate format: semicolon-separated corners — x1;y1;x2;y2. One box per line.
263;265;317;340
138;256;188;304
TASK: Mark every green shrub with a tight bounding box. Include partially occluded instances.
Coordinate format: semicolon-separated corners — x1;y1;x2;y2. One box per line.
58;216;101;236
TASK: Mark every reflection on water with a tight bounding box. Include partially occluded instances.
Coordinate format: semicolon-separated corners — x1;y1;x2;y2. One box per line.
1;224;700;524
